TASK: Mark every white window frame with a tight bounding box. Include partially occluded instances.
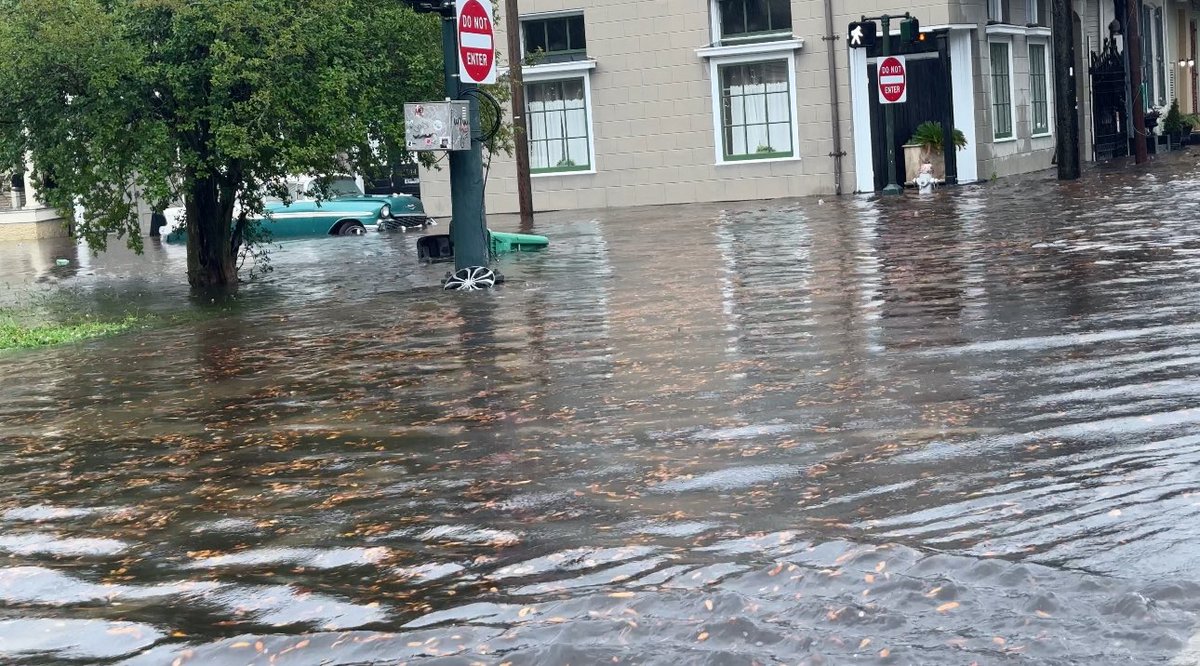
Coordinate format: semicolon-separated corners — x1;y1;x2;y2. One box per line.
988;39;1018;141
522;61;598;177
699;43;801;166
1028;39;1053;137
708;0;794;47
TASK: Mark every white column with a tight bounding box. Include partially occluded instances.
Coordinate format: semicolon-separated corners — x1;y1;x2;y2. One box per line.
849;45;874;193
951;29;980;184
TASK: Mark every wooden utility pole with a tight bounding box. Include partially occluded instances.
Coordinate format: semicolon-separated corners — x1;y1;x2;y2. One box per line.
503;0;534;230
1052;0;1080;179
1127;0;1149;164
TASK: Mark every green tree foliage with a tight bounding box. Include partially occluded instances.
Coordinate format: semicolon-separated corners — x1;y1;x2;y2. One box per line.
0;0;446;289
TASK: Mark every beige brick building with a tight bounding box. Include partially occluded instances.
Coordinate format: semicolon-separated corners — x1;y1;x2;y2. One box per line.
419;0;1200;216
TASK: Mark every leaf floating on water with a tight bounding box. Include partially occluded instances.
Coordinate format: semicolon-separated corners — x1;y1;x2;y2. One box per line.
704;599;714;611
1108;509;1122;517
936;601;960;613
924;586;942;598
697;631;709;642
864;574;875;584
608;591;635;599
993;636;1006;646
1035;610;1052;618
875;561;887;573
879;648;891;658
230;641;251;649
858;638;871;650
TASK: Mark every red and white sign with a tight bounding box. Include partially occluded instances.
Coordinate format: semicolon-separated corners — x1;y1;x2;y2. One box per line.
457;0;497;84
877;55;907;104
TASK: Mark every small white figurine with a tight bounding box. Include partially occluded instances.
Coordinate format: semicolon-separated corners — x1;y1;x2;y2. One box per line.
915;161;936;194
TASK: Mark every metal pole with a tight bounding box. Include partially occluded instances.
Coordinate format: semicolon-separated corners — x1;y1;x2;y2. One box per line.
442;12;491;270
937;30;958;185
503;0;534;231
1053;0;1081;179
882;15;901;194
823;0;844;195
1127;0;1149;164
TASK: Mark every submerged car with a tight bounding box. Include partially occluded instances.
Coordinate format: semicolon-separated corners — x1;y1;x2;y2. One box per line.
161;175;431;242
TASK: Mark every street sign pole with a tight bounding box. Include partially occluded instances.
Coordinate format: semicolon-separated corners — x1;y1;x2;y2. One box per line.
881;15;901;195
443;2;490;272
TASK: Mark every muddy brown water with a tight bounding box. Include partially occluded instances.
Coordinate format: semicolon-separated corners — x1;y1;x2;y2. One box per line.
3;158;1200;664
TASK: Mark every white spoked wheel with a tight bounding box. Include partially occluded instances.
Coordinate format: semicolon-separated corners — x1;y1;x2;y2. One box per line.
444;266;496;291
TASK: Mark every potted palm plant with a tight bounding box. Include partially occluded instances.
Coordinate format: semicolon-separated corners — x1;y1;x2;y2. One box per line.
903;121;967;184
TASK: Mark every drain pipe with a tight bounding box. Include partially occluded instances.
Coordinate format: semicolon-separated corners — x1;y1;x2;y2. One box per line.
822;0;845;195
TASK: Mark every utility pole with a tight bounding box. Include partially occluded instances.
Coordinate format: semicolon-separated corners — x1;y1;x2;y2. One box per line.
502;0;534;231
1127;0;1149;164
880;14;901;195
439;4;491;272
1052;0;1080;179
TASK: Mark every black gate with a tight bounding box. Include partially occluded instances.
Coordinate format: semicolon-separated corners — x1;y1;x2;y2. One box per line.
1090;37;1129;160
867;55;952;192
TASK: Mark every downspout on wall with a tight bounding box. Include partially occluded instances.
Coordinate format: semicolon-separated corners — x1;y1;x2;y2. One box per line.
823;0;845;195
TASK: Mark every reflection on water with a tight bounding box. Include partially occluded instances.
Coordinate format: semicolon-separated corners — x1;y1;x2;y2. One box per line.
3;157;1200;663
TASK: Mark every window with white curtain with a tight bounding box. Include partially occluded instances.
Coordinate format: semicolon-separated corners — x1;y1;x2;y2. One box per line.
718;60;793;160
1029;43;1051;135
988;0;1009;23
525;78;591;173
1026;0;1047;26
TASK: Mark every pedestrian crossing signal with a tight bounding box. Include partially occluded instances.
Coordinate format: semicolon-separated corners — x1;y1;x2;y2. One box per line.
901;17;921;43
848;21;877;49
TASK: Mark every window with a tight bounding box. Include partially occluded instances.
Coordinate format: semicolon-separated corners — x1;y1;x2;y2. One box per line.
715;0;792;43
526;78;591;173
1026;0;1047;26
1155;6;1167;106
1142;4;1154;108
718;60;793;160
522;14;586;62
990;41;1014;139
988;0;1009;23
1029;43;1050;135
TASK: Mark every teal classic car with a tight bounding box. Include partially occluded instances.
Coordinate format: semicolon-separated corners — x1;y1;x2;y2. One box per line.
162;176;429;243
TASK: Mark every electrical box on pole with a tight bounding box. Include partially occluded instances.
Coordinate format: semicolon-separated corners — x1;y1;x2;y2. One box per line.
405;102;472;152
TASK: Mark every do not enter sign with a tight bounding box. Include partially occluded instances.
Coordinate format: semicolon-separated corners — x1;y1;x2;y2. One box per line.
457;0;496;84
877;55;907;104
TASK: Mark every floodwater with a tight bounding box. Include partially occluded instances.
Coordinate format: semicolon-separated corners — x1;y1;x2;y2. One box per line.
3;156;1200;664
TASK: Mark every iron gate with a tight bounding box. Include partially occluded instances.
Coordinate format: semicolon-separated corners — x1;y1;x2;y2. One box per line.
1090;37;1129;160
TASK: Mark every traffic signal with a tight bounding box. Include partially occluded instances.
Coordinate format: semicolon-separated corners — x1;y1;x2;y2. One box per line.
402;0;454;16
900;17;922;44
847;21;877;49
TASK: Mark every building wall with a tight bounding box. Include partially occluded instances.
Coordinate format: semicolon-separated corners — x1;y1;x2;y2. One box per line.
421;0;962;215
421;0;1072;215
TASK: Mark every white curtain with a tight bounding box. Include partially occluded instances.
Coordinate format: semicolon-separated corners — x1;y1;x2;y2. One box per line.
527;79;588;169
724;63;791;157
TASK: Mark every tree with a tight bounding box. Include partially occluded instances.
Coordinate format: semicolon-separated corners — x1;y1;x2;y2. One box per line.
0;0;444;289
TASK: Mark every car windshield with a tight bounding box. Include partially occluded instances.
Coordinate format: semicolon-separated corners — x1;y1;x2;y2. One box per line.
328;178;363;197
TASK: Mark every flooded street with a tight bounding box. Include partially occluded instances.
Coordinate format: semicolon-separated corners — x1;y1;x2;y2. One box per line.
4;157;1200;664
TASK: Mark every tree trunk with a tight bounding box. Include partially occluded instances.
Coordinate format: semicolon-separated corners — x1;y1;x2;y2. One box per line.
185;175;238;290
